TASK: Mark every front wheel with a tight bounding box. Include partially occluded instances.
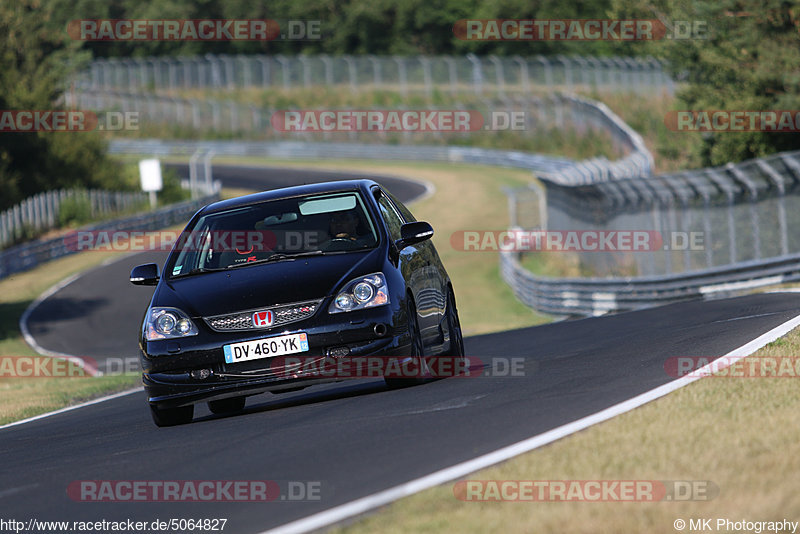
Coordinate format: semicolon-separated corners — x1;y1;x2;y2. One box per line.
149;403;194;427
384;297;430;389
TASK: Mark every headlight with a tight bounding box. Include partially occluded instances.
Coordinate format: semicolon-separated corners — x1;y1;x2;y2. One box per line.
329;273;389;313
353;282;374;302
145;307;199;340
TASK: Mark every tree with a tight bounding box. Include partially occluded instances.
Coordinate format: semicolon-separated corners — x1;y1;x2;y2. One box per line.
0;0;129;212
610;0;800;165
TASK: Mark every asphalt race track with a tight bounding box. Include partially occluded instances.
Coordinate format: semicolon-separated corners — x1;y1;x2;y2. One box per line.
5;165;800;532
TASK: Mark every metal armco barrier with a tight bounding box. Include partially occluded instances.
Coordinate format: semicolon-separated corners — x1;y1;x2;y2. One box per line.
500;250;800;316
66;91;653;186
0;190;219;281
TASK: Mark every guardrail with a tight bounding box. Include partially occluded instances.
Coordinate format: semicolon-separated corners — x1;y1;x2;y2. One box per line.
0;189;148;250
0;188;220;282
93;91;652;187
75;54;675;96
500;251;800;316
514;150;800;275
501;149;800;315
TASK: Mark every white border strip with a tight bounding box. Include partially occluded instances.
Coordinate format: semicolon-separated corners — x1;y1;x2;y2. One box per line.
0;388;140;431
264;312;800;534
18;272;101;375
18;254;138;377
700;275;784;295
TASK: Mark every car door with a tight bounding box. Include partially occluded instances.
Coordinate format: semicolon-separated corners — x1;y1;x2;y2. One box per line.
373;187;442;344
383;188;448;329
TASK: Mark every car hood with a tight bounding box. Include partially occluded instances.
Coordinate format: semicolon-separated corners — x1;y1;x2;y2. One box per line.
155;249;384;317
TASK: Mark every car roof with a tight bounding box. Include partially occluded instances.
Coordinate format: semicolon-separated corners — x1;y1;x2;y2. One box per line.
199;179;380;214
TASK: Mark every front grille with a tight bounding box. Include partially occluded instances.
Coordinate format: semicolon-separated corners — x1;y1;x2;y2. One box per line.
204;299;322;332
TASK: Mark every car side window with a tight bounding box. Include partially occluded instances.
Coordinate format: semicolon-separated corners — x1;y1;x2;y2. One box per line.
375;190;404;241
384;190;416;223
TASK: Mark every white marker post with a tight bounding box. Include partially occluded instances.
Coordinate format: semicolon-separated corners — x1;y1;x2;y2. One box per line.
139;159;162;209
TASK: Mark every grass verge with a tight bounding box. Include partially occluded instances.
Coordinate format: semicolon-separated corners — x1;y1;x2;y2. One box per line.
0;251;141;425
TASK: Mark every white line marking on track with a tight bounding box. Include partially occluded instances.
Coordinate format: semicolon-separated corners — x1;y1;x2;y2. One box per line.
18;252;143;377
711;311;783;323
18;272;101;375
0;388;140;431
0;483;40;499
262;312;800;534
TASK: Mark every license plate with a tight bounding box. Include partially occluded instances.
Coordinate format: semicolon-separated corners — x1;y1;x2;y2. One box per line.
223;333;309;363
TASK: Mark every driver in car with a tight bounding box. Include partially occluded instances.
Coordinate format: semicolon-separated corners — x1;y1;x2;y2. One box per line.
322;210;368;250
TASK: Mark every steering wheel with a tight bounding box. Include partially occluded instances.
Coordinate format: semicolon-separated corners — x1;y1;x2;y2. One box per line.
321;237;361;251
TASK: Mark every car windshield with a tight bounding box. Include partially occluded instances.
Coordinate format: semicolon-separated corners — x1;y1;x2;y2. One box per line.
167;191;378;278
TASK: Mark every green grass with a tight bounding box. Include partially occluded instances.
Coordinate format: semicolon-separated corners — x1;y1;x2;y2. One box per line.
0;250;142;425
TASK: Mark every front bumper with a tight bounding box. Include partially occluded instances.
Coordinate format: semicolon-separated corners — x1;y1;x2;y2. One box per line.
141;306;409;408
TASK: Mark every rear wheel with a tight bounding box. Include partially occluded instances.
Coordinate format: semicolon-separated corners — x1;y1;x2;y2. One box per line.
444;288;464;357
149;403;194;427
443;288;466;377
208;396;246;415
385;297;430;389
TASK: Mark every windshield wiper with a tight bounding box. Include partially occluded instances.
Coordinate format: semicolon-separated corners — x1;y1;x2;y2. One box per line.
225;250;324;268
170;266;226;279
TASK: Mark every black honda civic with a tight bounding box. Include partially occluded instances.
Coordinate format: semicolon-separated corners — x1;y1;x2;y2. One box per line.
131;179;464;426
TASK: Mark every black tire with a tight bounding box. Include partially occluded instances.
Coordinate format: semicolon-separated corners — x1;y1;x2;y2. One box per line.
443;288;466;378
208;396;247;415
443;288;465;359
149;403;194;427
385;297;430;389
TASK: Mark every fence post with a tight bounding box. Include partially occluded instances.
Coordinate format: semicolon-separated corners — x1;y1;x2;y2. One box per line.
368;55;382;87
393;56;408;97
466;54;483;95
275;55;291;90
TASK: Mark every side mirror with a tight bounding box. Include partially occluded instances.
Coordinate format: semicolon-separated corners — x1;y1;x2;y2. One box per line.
395;221;434;251
130;263;160;286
